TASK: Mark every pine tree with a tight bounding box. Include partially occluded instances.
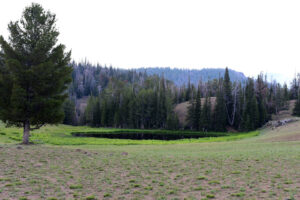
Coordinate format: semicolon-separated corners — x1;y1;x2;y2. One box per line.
149;89;158;127
267;84;276;114
101;99;107;126
201;96;211;131
223;67;233;126
119;90;131;128
283;83;289;108
256;74;267;127
234;83;244;129
92;98;101;127
275;83;283;114
290;75;299;100
186;98;195;129
185;76;191;101
257;98;267;127
63;99;76;125
293;93;300;116
194;86;202;130
129;97;137;128
213;86;227;131
84;96;96;125
166;112;180;130
158;77;167;128
0;52;3;67
242;78;259;131
0;4;72;144
114;110;120;128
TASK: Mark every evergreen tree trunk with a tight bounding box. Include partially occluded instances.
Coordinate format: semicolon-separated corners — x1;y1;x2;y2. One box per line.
23;120;30;145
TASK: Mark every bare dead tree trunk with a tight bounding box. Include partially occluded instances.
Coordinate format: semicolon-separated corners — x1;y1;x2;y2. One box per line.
22;120;30;144
226;85;238;126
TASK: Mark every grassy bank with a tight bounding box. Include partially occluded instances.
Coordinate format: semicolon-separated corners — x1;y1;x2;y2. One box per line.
0;123;259;145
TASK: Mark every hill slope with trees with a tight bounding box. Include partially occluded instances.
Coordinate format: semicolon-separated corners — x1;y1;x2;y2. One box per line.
135;67;247;86
64;63;292;133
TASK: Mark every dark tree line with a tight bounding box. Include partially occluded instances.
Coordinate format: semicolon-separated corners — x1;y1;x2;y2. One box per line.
186;68;290;131
82;75;179;129
62;62;150;125
63;66;291;132
63;62;221;125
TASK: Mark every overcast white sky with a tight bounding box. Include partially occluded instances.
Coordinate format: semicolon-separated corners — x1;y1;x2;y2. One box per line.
1;0;300;82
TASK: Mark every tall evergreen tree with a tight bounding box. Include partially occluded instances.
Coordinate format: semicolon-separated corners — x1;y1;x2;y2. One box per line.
0;4;72;144
129;97;137;128
290;74;299;100
166;111;180;130
234;82;244;129
256;74;267;126
158;77;167;128
84;96;96;125
93;98;101;127
223;67;234;126
63;99;76;125
242;78;259;131
186;97;195;129
275;83;283;114
194;86;202;130
293;90;300;116
283;83;289;107
213;86;227;131
0;52;3;67
100;98;107;126
201;96;211;131
185;76;191;101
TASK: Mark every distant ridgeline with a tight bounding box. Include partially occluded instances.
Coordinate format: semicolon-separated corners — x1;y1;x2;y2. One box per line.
68;63;247;100
64;61;291;133
135;67;247;86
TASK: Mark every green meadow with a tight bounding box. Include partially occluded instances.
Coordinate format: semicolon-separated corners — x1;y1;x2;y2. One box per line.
0;120;300;200
0;122;258;145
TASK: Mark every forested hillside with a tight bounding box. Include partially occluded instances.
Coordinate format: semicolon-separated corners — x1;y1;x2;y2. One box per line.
66;63;243;124
135;67;247;86
68;62;147;99
65;62;148;124
63;62;294;132
67;63;247;100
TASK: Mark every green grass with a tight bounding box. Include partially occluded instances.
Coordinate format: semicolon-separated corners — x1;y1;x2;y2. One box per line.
0;140;299;199
0;121;299;199
0;122;259;145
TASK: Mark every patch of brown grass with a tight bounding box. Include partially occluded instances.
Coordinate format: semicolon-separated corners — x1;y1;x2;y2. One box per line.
174;97;216;126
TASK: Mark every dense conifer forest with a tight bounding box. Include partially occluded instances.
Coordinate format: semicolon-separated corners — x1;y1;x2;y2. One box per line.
0;3;299;135
63;62;299;132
